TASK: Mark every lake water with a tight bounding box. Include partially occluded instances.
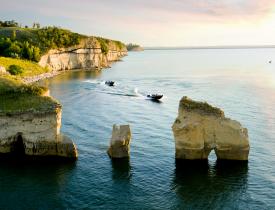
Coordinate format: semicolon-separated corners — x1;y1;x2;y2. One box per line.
1;49;275;209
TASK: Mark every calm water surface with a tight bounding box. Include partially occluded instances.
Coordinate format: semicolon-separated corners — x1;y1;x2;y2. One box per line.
1;49;275;209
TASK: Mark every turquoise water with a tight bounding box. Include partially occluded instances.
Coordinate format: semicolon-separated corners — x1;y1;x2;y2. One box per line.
1;49;275;209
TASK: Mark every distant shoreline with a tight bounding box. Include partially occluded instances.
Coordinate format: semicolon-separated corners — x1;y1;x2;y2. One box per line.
144;45;275;50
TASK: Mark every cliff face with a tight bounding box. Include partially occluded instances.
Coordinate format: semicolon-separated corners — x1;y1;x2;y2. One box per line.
0;68;78;160
0;102;78;159
172;96;250;161
39;37;127;71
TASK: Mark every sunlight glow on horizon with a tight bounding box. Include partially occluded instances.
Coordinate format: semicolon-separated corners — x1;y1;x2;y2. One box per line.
1;0;275;47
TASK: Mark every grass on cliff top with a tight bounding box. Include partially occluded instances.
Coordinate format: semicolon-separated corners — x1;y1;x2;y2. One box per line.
0;76;60;114
180;96;224;117
0;57;49;77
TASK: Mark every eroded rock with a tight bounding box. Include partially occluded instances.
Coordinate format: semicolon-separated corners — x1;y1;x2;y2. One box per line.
0;107;78;159
0;66;7;75
107;124;131;158
39;37;127;71
172;96;250;161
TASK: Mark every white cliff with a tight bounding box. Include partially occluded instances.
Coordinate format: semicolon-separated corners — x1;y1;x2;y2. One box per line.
0;107;78;159
39;37;127;71
172;96;250;161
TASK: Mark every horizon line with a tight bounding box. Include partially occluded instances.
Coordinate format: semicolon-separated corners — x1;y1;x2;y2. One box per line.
143;45;275;50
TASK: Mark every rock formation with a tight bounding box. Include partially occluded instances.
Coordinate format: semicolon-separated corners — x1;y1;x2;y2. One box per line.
0;78;77;159
39;37;127;71
107;124;131;158
172;96;250;161
0;66;7;75
0;96;78;160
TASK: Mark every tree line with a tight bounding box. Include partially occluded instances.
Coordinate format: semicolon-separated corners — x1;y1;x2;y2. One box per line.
0;20;41;29
0;37;41;62
0;20;125;62
0;25;82;62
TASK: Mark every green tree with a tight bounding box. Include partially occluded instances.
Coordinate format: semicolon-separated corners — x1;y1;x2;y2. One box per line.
11;30;16;41
7;65;23;75
33;47;41;62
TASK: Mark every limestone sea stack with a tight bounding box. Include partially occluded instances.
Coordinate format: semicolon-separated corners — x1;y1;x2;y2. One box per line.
0;107;78;159
107;124;131;158
172;96;250;161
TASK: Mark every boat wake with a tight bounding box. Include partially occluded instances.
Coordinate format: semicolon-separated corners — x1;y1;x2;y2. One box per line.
83;79;162;101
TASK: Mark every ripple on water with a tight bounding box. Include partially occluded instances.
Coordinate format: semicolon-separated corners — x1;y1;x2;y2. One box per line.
2;49;275;209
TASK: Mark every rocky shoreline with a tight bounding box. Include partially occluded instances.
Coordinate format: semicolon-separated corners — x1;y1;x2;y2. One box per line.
22;39;127;84
22;70;62;84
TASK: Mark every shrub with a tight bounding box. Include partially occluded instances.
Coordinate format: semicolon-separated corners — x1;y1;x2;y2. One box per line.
97;37;109;55
35;27;82;52
7;64;23;75
114;41;124;50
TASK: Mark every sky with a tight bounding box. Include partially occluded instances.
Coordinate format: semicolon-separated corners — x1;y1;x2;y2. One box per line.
1;0;275;47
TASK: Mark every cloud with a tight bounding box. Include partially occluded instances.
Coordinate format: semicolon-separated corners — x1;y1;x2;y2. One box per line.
1;0;275;46
1;0;275;28
149;0;274;17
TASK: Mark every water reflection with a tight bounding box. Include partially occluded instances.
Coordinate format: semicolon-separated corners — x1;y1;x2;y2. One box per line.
39;70;102;86
172;160;248;209
111;158;132;180
63;69;102;80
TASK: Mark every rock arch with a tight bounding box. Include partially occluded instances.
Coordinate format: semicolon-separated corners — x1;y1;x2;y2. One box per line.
172;97;250;161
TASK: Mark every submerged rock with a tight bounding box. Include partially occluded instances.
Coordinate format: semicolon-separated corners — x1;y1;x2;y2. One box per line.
107;124;131;158
172;96;250;161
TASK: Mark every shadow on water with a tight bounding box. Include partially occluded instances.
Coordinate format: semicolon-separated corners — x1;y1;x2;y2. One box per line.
172;159;248;209
0;156;77;173
63;69;102;80
111;158;132;180
0;158;77;209
147;98;163;104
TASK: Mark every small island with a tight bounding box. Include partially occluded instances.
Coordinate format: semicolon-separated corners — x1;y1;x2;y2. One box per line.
126;43;144;51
